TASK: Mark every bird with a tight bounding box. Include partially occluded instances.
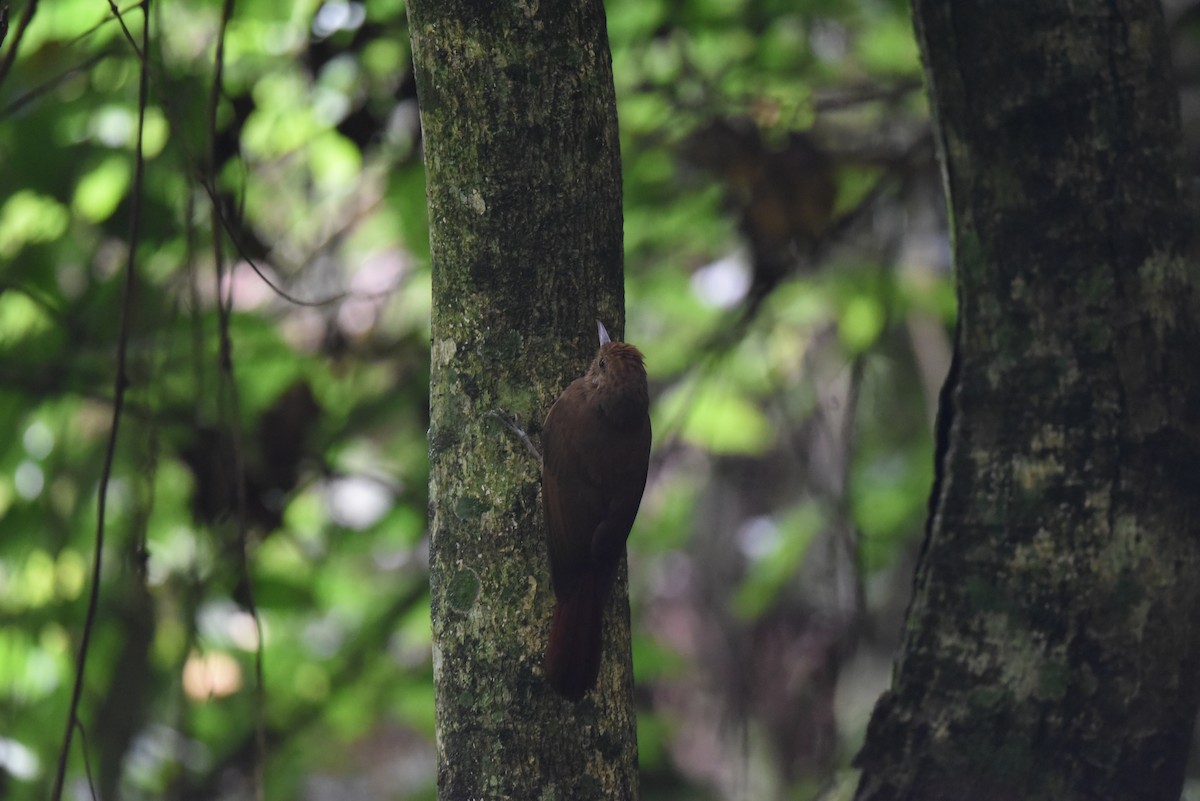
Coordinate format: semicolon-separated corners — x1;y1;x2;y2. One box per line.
540;320;651;700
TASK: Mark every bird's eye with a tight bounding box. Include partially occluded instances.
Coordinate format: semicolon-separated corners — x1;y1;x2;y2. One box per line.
599;358;607;369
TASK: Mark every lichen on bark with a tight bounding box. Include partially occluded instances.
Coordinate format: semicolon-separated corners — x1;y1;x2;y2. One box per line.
855;2;1200;800
407;0;638;799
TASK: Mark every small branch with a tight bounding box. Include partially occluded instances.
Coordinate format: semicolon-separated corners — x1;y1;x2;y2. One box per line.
0;0;35;89
207;2;266;799
178;582;428;801
207;193;346;307
2;1;145;117
2;51;111;117
74;719;100;801
104;0;143;61
49;3;151;799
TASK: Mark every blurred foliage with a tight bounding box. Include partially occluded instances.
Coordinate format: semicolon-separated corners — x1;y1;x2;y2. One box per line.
0;0;952;798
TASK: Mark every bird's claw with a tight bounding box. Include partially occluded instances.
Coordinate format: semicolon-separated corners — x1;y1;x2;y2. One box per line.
490;409;543;465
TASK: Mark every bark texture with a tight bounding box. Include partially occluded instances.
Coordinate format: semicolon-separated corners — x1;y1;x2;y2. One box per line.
855;2;1200;799
407;1;637;799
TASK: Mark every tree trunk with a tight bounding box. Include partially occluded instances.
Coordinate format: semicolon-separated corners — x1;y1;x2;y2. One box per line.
406;1;638;799
855;2;1200;799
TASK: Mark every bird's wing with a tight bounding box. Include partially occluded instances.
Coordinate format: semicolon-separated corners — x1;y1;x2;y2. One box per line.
542;382;605;594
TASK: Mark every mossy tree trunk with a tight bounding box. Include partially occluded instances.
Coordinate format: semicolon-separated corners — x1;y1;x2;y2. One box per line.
855;2;1200;799
406;2;637;799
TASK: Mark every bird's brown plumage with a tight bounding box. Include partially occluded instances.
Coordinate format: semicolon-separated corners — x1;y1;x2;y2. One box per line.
541;325;651;700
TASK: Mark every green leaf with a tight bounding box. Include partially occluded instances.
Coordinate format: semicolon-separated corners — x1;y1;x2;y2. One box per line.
0;291;56;345
0;191;70;258
636;714;672;769
838;293;886;353
73;155;131;222
310;131;363;193
657;381;772;455
732;504;825;619
856;15;920;74
853;447;933;569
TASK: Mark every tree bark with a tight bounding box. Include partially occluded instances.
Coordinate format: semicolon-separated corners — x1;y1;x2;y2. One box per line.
406;1;638;799
855;2;1200;799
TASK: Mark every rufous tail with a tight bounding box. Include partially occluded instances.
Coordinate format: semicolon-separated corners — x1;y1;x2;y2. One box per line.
545;571;605;701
